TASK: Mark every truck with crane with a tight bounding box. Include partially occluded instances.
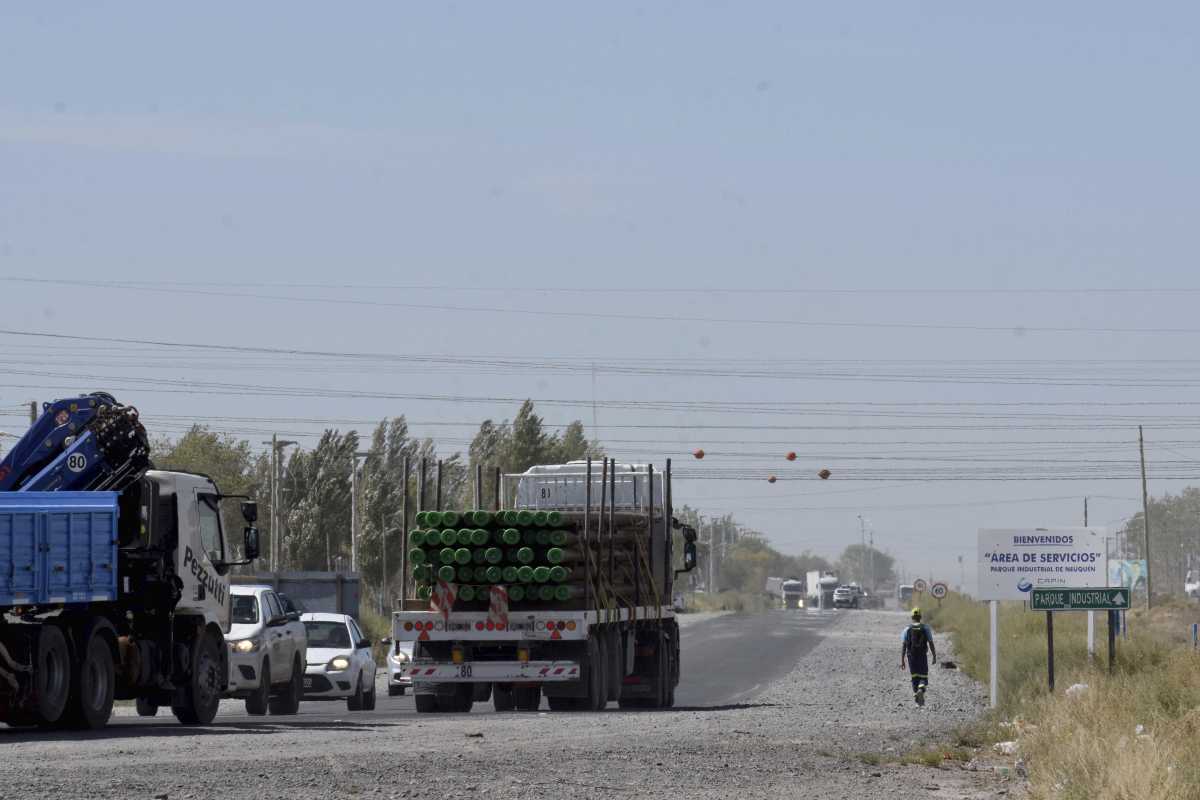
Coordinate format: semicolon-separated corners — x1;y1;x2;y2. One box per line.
392;459;698;712
0;393;264;729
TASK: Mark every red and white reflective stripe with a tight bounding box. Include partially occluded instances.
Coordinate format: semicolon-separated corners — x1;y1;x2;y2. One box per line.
488;585;509;629
430;579;457;623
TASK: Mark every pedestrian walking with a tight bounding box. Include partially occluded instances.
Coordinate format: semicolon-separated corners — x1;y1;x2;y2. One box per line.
900;607;937;706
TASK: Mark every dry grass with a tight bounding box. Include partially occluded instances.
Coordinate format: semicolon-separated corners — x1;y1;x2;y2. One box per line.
926;593;1200;800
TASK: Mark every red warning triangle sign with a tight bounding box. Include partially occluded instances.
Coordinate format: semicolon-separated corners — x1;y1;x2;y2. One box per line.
418;630;430;641
550;629;562;640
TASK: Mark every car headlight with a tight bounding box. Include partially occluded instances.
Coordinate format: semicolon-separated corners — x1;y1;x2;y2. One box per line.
390;651;410;665
232;638;259;654
328;656;351;671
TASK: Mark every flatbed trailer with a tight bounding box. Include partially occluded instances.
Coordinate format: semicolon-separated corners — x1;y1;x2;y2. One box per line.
392;458;697;712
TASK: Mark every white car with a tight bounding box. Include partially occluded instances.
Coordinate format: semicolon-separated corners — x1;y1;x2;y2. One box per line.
384;638;414;696
225;585;308;716
300;613;378;711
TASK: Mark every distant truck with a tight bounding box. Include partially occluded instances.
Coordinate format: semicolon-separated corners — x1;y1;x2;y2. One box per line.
806;571;839;610
764;576;805;609
897;584;914;607
781;580;805;609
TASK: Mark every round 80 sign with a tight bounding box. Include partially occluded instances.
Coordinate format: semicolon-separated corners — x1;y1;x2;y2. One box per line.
930;582;948;600
912;578;928;593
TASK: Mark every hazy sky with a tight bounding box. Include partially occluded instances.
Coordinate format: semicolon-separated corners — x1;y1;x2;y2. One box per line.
3;3;1200;593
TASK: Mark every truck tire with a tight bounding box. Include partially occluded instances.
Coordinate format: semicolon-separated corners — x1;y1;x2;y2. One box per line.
513;685;540;711
606;629;622;702
445;683;473;713
268;655;302;715
135;697;159;718
588;636;607;711
493;684;515;712
63;629;116;730
414;692;440;713
172;630;222;725
244;658;269;716
31;625;71;725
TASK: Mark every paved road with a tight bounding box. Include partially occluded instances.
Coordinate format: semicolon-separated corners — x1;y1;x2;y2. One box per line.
60;609;837;731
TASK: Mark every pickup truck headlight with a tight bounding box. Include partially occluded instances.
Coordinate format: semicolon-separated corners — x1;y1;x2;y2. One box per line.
390;651;410;665
328;656;351;672
232;638;260;654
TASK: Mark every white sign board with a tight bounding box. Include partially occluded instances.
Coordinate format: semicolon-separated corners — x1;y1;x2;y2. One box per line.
977;528;1107;601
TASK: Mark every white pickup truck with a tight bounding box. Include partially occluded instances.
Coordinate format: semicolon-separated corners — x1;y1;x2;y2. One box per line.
223;585;308;715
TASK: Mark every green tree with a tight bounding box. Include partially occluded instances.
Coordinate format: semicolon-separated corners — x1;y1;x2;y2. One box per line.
282;430;358;570
836;544;895;591
1116;487;1200;597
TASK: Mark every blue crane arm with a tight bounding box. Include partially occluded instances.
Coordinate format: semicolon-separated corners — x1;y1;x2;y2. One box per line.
0;393;151;492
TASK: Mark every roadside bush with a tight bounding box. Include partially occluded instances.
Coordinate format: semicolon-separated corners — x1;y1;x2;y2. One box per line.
927;593;1200;799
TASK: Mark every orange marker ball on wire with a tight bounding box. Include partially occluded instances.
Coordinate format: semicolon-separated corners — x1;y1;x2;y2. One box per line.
785;451;797;461
693;449;705;460
817;468;832;480
767;475;777;484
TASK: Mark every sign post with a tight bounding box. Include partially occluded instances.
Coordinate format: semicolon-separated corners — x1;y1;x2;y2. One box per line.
978;528;1108;707
1031;587;1130;689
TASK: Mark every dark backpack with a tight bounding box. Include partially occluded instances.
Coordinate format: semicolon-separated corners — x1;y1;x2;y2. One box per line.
906;624;928;657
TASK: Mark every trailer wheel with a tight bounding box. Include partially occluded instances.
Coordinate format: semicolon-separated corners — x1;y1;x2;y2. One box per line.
493;684;515;712
63;629;115;730
414;692;439;713
31;625;71;724
606;628;622;702
446;683;473;713
588;636;607;711
135;697;159;718
513;685;540;711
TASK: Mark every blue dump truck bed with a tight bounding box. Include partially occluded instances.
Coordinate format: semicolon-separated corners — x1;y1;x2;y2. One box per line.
0;492;119;606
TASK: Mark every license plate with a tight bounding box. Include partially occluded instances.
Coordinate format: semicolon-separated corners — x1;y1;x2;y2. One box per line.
302;678;313;688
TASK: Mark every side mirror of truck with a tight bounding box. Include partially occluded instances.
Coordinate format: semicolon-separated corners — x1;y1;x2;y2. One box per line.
675;540;698;576
241;501;258;523
681;525;698;544
243;526;260;561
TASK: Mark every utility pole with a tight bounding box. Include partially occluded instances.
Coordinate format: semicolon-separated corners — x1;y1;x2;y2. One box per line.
29;401;37;425
1139;425;1153;610
857;515;866;585
868;529;875;591
262;436;297;571
1085;496;1095;659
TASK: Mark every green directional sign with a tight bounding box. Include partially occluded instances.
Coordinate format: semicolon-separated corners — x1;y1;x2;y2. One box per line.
1030;587;1131;611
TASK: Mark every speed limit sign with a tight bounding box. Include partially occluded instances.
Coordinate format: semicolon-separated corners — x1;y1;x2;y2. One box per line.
930;582;948;600
912;578;928;593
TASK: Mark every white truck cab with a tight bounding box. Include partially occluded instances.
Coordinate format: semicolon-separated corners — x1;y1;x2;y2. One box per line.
225;585;307;715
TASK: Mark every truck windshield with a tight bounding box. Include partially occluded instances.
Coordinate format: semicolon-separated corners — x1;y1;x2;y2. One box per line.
231;595;259;624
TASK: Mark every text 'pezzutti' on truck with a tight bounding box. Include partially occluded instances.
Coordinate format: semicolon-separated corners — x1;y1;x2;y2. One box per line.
392;459;698;713
0;393;261;729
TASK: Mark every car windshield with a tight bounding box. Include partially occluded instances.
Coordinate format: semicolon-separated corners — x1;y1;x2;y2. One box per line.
231;595;259;624
304;621;351;649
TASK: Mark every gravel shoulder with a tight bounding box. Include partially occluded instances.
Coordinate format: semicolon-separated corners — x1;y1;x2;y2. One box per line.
0;611;1021;800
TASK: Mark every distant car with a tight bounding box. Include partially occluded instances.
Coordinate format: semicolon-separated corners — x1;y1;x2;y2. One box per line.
384;637;414;696
224;585;307;716
300;613;378;710
832;585;860;609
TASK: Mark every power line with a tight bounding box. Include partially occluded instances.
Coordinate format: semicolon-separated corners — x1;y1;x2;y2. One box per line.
7;276;1200;295
5;284;1200;336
